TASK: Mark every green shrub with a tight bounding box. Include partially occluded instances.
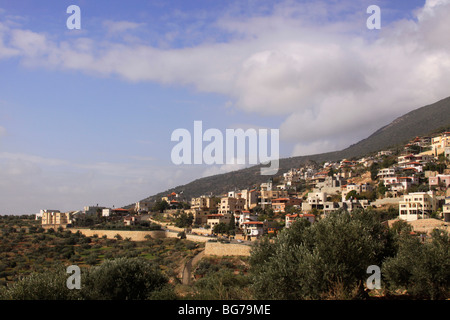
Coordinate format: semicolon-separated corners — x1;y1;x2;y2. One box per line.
383;229;450;299
0;267;80;300
80;257;172;300
250;209;395;299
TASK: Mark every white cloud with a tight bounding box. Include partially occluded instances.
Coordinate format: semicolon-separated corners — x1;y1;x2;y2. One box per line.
1;0;450;212
2;0;448;158
102;20;146;34
0;152;196;214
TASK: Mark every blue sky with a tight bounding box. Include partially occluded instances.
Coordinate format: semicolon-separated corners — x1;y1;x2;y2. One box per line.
1;0;450;214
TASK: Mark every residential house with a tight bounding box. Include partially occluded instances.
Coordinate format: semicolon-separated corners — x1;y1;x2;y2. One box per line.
431;132;450;156
377;168;397;179
314;176;346;194
184;208;210;225
429;174;450;189
239;189;259;210
341;199;364;212
102;208;112;217
401;161;423;173
191;196;215;211
111;208;130;216
285;213;315;228
258;189;289;209
377;150;393;157
123;215;140;226
382;176;419;192
398;191;438;221
218;197;246;215
260;180;273;191
207;213;233;229
241;221;265;240
237;210;259;228
271;197;302;213
283;168;301;186
83;205;106;216
410;136;431;148
339;159;357;168
302;192;327;211
398;154;433;167
443;197;450;222
41;210;72;228
135;201;153;213
341;183;373;201
323;201;343;215
162;192;179;203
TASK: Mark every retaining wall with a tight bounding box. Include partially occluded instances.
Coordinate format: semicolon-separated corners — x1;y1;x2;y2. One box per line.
70;228;212;243
204;242;252;257
69;228;166;241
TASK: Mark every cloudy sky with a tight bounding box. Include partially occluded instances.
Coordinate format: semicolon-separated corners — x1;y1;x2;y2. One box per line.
1;0;450;214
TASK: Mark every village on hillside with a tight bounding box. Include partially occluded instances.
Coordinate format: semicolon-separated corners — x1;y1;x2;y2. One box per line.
36;131;450;241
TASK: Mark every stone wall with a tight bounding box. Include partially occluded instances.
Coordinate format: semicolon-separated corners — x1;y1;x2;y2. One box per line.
69;228;166;241
70;228;213;243
204;242;252;257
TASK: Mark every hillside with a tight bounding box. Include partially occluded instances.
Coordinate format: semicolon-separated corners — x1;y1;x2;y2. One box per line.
137;95;450;203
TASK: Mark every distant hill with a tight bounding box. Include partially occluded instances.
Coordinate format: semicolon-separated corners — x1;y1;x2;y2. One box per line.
135;95;450;204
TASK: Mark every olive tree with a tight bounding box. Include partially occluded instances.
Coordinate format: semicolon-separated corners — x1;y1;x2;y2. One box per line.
250;209;395;299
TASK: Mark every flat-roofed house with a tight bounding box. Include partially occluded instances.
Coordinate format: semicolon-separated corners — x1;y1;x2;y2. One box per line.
399;191;438;221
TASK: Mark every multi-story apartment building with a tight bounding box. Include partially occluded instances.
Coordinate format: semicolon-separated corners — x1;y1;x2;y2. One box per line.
399;191;437;221
191;196;214;211
431;132;450;154
258;189;289;209
218;197;246;215
41;210;72;228
236;210;259;227
382;175;419;192
377;168;397;179
135;200;153;213
239;189;259;210
302;192;327;211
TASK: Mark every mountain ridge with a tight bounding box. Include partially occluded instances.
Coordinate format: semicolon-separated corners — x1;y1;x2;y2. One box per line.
135;95;450;204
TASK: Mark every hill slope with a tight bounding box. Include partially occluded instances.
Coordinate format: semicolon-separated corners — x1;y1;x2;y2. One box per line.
137;95;450;203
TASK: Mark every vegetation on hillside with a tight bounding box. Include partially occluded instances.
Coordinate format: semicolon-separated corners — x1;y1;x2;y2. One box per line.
138;96;450;205
1;210;448;300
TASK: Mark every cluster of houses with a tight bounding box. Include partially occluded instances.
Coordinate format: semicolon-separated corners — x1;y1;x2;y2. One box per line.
37;132;450;241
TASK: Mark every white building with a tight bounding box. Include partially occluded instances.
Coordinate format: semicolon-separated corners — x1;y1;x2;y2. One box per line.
399;191;437;221
241;221;265;240
443;197;450;222
237;211;258;228
285;213;315;228
83;206;106;215
302;192;327;211
207;213;233;229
